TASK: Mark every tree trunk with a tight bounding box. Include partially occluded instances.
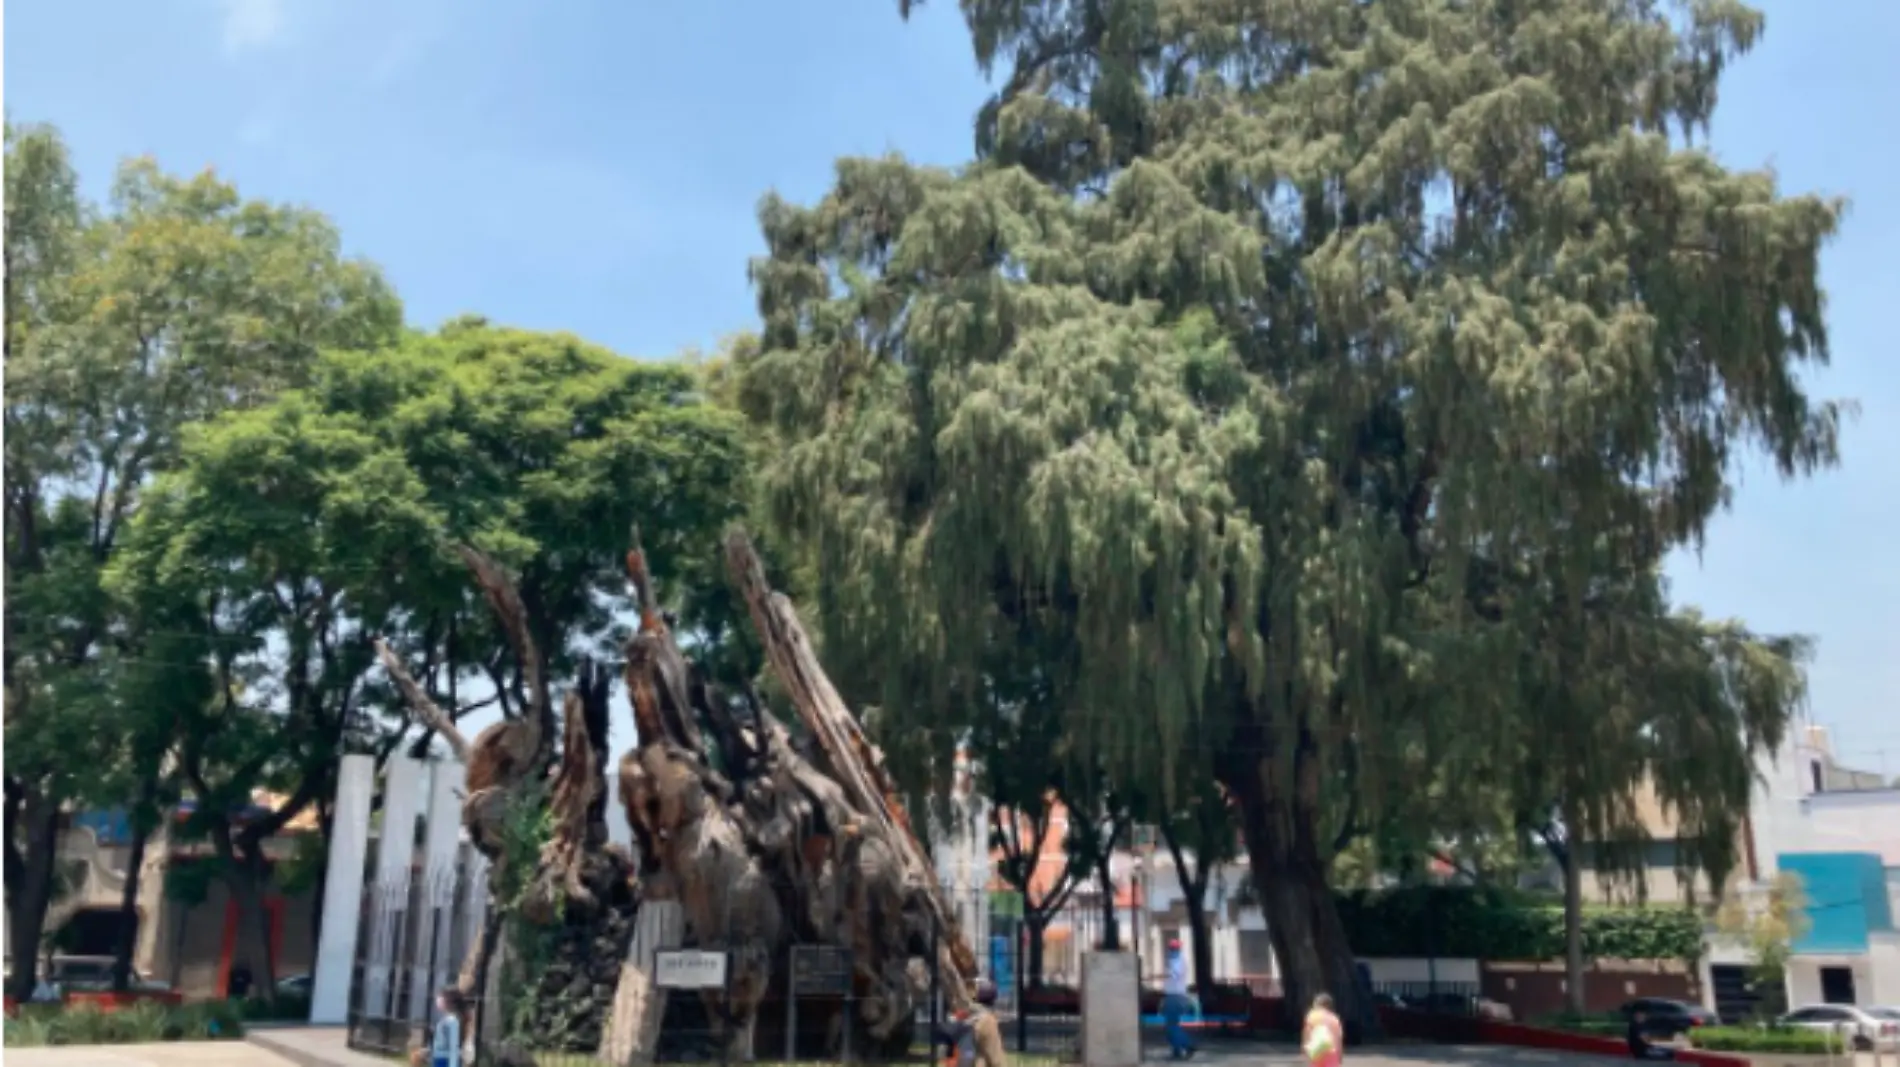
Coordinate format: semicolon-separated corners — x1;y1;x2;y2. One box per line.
111;815;152;992
169;902;190;990
1221;727;1374;1038
1160;819;1217;998
222;845;279;1005
5;795;61;1001
1183;886;1216;998
1561;825;1586;1015
1026;916;1048;987
1096;855;1120;951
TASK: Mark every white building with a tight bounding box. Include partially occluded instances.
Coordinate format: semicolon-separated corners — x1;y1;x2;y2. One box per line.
1702;725;1900;1017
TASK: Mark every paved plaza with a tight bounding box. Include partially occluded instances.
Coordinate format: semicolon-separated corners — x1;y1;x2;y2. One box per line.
2;1040;300;1067
1163;1040;1636;1067
0;1031;1649;1067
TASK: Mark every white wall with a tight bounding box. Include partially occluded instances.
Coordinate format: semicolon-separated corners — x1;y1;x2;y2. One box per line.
1801;792;1900;866
1871;934;1900;1004
1358;957;1481;985
1748;729;1900;876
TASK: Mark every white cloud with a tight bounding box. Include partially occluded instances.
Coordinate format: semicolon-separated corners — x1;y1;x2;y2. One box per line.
218;0;289;55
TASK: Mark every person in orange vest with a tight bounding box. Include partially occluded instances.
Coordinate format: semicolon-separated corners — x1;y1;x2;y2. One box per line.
1302;993;1344;1067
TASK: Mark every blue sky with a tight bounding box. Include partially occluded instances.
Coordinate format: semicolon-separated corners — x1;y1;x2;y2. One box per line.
8;0;1895;772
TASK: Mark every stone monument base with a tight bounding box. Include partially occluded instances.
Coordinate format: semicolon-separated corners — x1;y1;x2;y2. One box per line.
1081;951;1141;1067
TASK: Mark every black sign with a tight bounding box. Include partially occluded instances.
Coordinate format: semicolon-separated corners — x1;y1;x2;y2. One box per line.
791;945;854;996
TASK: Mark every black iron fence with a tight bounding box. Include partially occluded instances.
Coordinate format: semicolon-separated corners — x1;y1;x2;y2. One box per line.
346;861;490;1059
1369;980;1487;1016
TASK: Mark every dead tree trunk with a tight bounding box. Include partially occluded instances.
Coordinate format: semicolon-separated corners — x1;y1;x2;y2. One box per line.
381;548;639;1063
389;529;990;1066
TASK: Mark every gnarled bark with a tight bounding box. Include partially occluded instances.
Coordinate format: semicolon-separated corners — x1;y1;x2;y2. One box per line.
612;530;986;1063
391;530;988;1064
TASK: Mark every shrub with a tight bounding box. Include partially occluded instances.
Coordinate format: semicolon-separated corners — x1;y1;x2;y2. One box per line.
1533;1012;1626;1037
1692;1026;1838;1053
239;991;311;1022
0;1000;245;1047
1336;886;1705;961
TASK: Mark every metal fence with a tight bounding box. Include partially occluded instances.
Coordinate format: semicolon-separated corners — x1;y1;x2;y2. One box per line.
346;860;490;1059
1369;980;1487;1016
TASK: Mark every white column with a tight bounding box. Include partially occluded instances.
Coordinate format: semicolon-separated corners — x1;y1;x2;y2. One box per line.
410;758;465;1024
363;755;426;1023
311;754;375;1024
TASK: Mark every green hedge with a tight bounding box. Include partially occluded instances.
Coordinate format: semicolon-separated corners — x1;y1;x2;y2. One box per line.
237;991;312;1021
3;1000;245;1047
1691;1027;1839;1053
1336;887;1704;961
1532;1012;1627;1037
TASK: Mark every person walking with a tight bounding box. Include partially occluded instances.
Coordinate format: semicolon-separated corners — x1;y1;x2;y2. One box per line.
1302;993;1344;1067
1162;938;1196;1060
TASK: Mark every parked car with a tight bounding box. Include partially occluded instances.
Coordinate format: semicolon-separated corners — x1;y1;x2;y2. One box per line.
45;955;169;993
1400;990;1513;1020
1774;1004;1900;1051
1619;997;1719;1039
276;973;313;997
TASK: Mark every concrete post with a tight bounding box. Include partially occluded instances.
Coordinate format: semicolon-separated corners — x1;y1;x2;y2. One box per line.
310;754;375;1024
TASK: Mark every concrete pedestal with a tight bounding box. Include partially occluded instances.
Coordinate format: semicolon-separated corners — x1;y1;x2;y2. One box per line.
1082;951;1141;1067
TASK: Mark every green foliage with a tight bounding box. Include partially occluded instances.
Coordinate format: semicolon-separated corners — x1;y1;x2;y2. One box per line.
1692;1027;1839;1054
273;832;328;896
162;858;219;908
103;323;748;985
1335;888;1704;962
1714;871;1809;1005
1531;1012;1626;1037
1;1000;244;1046
494;778;557;914
4;117;399;998
493;778;563;1044
238;991;313;1022
739;0;1839;1013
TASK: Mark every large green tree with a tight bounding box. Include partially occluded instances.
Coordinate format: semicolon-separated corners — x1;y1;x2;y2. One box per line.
737;0;1841;1027
3;122;400;998
107;322;749;995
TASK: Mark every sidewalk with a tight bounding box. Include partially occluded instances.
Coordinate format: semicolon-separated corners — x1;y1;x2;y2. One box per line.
244;1026;397;1067
3;1040;299;1067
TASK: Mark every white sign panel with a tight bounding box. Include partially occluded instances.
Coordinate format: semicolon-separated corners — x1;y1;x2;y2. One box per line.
655;950;728;989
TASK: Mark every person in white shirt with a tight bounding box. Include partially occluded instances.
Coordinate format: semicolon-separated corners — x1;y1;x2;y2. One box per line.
1162;938;1195;1060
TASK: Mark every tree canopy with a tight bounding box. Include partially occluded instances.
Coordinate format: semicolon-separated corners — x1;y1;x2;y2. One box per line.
3;122;401;998
104;321;750;991
736;0;1841;1024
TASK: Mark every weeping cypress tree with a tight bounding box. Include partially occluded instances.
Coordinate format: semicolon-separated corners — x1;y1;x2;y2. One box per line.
737;0;1842;1028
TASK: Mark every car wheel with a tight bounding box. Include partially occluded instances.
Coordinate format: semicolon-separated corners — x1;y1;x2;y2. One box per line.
1852;1036;1874;1052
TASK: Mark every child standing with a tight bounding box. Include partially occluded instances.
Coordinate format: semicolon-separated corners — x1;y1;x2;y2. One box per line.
1302;993;1343;1067
432;987;466;1067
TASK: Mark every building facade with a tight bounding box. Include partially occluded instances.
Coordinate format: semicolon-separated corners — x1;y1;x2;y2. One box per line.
1702;726;1900;1016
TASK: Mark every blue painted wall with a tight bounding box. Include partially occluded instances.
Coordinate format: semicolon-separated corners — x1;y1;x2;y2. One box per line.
1778;852;1894;954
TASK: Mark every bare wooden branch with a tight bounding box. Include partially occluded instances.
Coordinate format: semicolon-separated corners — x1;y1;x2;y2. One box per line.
721;529;980;1004
455;543;552;756
623;536;703;755
375;638;472;763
